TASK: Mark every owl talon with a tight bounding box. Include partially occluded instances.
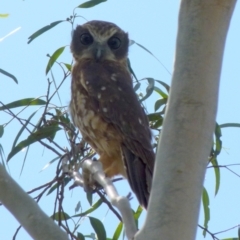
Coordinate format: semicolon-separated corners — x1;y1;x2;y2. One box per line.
82;159;104;192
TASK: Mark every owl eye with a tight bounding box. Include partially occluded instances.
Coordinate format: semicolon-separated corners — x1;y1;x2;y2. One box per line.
108;37;121;49
80;33;93;45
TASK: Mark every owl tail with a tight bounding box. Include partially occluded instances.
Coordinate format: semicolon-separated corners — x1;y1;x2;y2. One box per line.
121;145;153;209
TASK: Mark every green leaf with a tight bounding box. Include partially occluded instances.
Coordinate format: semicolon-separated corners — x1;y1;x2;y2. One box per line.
7;125;61;161
0;144;5;164
154;86;168;99
133;82;141;92
86;191;93;206
0;125;3;138
63;63;72;71
51;211;71;221
148;112;163;122
219;123;240;128
214;123;222;156
112;222;123;240
0;98;47;111
152;119;163;129
77;232;85;240
127;58;138;81
155;79;170;92
0;14;9;18
134;205;143;220
75;201;81;213
46;46;66;74
28;20;64;44
47;177;71;195
140;78;155;102
132;41;172;75
12;111;37;151
202;187;210;237
221;238;239;240
78;0;107;8
73;199;103;217
211;158;220;196
89;217;106;240
40;156;61;172
154;98;167;112
133;205;143;229
0;68;18;84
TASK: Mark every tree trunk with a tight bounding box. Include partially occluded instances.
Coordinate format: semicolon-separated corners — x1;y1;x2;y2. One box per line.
135;1;236;239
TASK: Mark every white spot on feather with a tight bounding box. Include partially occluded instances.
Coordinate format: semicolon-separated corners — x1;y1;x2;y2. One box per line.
103;108;108;112
111;74;117;81
138;118;142;124
83;110;94;126
101;86;106;91
91;116;100;129
98;93;101;99
118;87;122;91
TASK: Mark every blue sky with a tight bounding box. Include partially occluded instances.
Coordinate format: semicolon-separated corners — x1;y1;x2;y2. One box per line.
1;1;240;239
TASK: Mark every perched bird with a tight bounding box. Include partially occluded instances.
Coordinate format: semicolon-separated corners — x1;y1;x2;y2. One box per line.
69;20;155;208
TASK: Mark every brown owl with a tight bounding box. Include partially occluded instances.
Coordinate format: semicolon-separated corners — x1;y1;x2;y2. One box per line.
69;20;155;208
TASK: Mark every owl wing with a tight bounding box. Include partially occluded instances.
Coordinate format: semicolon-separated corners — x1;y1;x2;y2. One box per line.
83;61;155;208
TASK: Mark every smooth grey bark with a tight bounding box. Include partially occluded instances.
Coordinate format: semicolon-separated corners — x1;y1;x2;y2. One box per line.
0;164;69;240
135;0;236;239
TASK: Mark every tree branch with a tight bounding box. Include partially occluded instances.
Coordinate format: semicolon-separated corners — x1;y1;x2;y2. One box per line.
0;164;68;240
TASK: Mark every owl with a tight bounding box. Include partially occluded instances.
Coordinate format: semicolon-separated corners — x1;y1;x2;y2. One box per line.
69;20;155;209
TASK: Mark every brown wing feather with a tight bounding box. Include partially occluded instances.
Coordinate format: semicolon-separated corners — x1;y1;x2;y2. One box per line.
80;59;155;208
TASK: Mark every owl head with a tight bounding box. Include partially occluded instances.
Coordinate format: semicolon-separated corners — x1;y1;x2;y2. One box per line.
71;20;129;62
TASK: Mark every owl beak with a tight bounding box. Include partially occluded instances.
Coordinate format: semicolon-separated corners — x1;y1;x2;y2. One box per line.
94;44;105;61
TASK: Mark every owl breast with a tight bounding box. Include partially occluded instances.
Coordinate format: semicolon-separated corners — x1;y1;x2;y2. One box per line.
69;64;126;177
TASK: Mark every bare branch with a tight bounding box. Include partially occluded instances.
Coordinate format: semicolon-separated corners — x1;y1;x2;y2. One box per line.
0;164;68;240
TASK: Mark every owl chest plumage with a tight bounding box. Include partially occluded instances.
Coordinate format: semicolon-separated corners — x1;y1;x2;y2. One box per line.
69;61;124;158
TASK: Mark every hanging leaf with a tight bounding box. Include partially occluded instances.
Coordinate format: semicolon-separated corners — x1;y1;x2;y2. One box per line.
154;86;168;99
78;0;107;8
0;144;5;164
0;98;47;111
148;112;163;122
7;125;61;161
11;111;37;151
0;125;3;138
46;46;66;74
112;222;123;240
0;68;18;84
133;82;141;92
89;217;107;240
63;63;72;71
220;123;240;128
40;156;60;172
155;79;170;92
51;211;71;221
73;199;103;217
77;232;85;240
214;123;222;156
154;98;167;112
140;78;155;102
127;58;138;81
132;41;172;75
28;20;64;44
202;187;210;237
0;14;9;18
47;177;71;195
211;157;220;196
